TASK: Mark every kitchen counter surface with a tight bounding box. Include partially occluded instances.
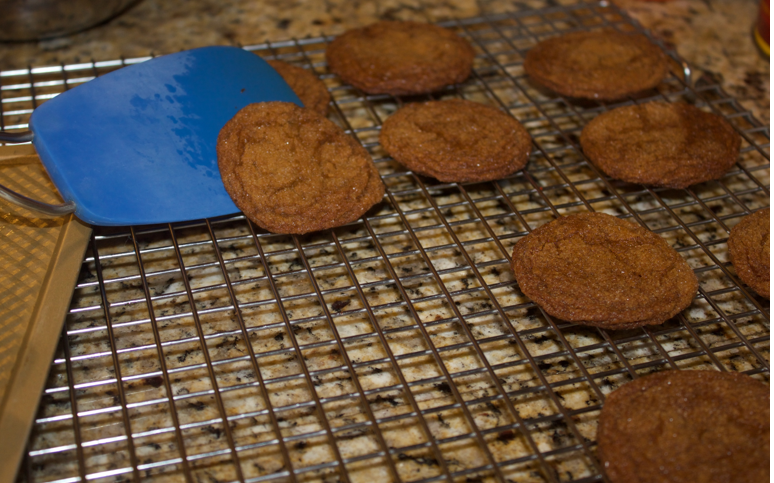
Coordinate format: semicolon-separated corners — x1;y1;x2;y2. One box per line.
5;1;769;482
0;0;769;123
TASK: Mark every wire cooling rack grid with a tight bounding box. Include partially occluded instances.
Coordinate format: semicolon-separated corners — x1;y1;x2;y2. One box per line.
2;2;769;483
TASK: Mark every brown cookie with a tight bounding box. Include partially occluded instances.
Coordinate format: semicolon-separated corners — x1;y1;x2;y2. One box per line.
581;101;741;188
266;59;331;116
379;99;532;182
598;370;770;483
728;208;770;298
510;212;697;329
217;102;384;234
524;30;668;100
326;21;475;95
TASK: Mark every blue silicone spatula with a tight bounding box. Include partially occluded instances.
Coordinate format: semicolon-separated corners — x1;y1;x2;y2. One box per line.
1;46;302;226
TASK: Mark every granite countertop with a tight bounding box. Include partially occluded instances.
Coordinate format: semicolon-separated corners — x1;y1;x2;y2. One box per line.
0;0;769;123
6;1;770;482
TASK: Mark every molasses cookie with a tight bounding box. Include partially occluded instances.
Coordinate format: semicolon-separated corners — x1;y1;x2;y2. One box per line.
379;99;532;182
524;30;668;100
598;370;769;483
581;101;741;188
510;212;697;329
217;102;384;234
326;21;475;95
266;59;331;116
728;208;770;298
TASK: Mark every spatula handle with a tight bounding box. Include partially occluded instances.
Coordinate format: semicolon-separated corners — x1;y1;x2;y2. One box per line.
0;132;77;216
0;181;76;216
0;130;34;143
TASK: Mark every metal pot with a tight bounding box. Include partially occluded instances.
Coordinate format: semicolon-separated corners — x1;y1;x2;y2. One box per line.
0;0;139;41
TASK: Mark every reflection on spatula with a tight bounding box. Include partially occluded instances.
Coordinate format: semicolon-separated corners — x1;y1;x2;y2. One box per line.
1;46;301;226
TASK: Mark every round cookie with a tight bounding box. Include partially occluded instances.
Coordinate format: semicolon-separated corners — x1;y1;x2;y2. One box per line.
728;208;770;298
266;59;331;116
581;101;741;188
597;370;769;483
326;21;475;95
217;102;384;234
524;30;668;100
379;99;532;182
510;212;697;329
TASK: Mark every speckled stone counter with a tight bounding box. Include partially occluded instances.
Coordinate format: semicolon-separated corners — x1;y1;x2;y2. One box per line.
0;0;769;122
5;1;770;482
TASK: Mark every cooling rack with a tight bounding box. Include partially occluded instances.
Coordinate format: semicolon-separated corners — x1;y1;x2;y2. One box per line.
3;2;769;483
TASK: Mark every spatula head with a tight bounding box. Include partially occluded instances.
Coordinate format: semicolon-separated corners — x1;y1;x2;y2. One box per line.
29;46;302;226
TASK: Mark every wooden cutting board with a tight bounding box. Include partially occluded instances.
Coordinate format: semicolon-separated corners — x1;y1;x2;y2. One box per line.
0;144;91;483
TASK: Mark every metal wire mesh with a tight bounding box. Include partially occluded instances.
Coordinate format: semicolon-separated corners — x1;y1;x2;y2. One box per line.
3;2;769;482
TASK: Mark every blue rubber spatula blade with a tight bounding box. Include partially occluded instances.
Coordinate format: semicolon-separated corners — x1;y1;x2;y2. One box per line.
29;46;302;226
